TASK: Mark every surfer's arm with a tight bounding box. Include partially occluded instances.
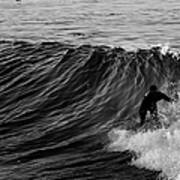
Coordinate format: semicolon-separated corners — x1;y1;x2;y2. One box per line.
159;92;172;102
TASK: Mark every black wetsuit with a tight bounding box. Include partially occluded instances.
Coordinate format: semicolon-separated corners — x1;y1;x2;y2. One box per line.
139;91;171;126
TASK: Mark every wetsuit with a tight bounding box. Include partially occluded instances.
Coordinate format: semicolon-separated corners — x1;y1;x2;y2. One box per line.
139;91;171;126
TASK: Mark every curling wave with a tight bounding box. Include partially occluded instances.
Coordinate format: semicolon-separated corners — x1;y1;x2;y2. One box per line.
0;40;180;179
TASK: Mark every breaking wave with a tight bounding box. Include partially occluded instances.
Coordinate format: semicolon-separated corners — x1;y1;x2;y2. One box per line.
0;40;180;179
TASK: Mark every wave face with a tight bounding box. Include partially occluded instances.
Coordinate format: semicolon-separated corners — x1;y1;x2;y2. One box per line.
0;40;180;180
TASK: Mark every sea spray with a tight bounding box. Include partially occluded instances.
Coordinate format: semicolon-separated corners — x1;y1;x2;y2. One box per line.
108;86;180;180
108;119;180;180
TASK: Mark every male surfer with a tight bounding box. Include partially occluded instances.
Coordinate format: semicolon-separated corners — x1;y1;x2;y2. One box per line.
139;85;172;127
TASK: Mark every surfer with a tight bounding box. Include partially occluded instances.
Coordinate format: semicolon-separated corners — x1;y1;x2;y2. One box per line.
139;85;172;127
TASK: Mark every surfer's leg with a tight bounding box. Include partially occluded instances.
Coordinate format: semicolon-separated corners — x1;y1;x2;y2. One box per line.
139;109;146;126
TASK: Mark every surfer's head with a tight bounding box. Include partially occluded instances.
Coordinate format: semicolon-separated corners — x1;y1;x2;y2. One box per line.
150;85;157;91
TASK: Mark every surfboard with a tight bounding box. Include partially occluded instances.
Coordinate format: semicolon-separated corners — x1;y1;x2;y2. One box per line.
136;114;171;133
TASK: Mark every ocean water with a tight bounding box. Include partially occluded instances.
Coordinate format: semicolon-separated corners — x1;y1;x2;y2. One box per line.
1;0;180;48
0;0;180;180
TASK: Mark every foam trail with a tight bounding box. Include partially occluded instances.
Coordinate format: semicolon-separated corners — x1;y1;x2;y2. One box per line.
108;126;180;180
108;97;180;180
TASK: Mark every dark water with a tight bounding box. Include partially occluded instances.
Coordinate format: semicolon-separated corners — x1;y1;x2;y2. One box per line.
0;40;179;179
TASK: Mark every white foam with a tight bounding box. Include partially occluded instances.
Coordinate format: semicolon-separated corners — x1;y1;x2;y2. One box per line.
108;98;180;180
151;43;180;60
108;126;180;179
160;43;170;55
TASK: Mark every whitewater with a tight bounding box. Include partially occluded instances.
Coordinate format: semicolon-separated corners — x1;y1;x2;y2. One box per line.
108;91;180;180
0;0;180;180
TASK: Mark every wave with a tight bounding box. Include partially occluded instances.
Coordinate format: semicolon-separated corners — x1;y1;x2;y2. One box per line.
0;40;180;179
